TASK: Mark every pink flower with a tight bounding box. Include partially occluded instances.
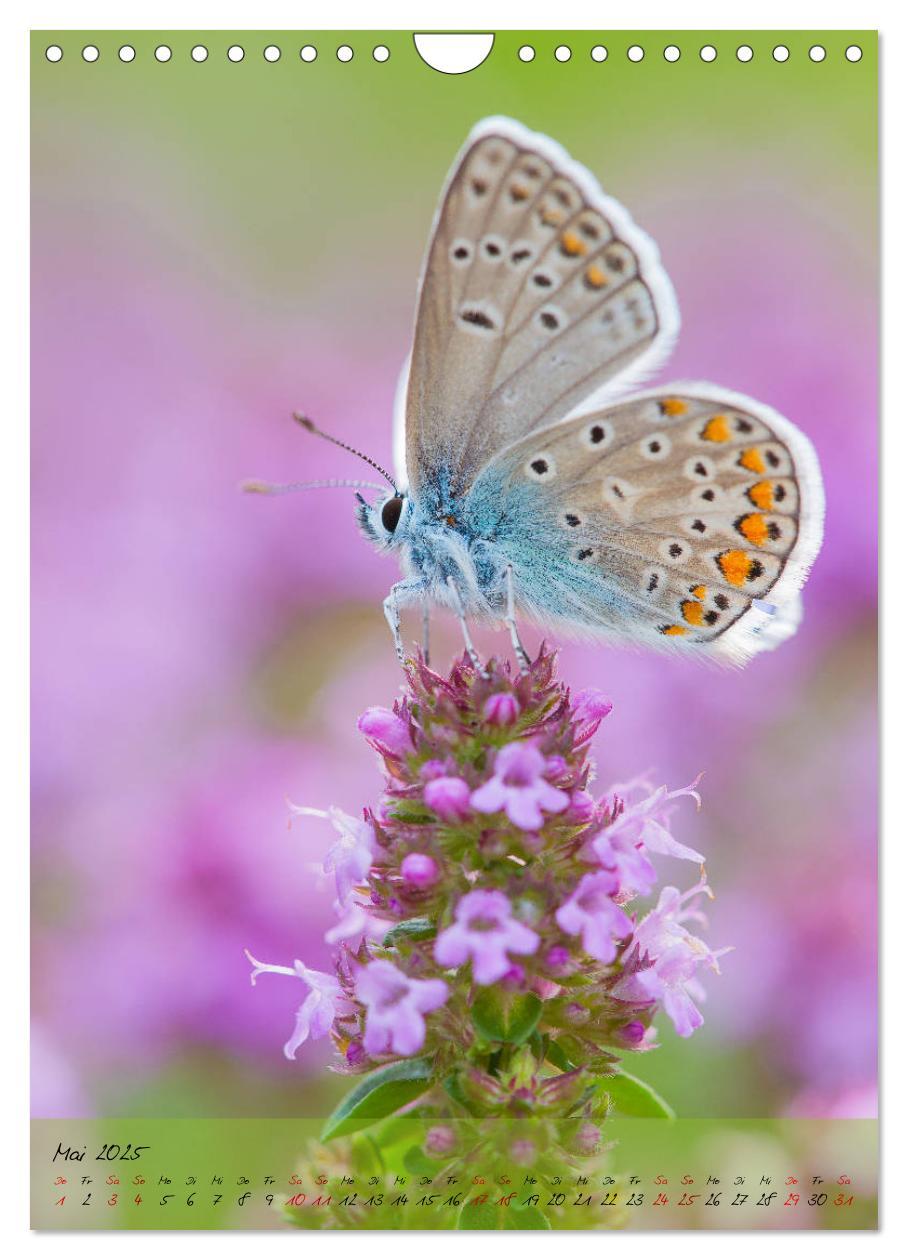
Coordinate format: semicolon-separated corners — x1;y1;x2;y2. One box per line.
592;830;659;897
324;901;368;945
618;882;727;1038
424;775;472;823
357;707;413;758
483;692;520;725
555;872;634;963
434;889;540;984
470;741;569;831
290;805;376;905
244;950;344;1060
355;959;448;1057
400;852;439;887
603;780;705;865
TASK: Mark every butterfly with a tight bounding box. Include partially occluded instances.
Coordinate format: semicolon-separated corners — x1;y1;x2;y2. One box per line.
249;117;824;669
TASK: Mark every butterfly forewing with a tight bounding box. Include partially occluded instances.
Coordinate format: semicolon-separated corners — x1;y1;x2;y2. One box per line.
404;118;678;495
489;388;823;661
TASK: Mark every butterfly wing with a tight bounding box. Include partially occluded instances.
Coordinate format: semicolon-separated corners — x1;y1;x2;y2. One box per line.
400;117;679;495
474;385;824;664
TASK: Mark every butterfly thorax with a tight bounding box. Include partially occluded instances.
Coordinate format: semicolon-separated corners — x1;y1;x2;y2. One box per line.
358;470;515;618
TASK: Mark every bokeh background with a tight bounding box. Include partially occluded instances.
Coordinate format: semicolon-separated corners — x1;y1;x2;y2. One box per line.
31;30;877;1120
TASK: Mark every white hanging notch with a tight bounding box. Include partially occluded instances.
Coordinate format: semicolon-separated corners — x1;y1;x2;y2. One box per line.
413;33;494;75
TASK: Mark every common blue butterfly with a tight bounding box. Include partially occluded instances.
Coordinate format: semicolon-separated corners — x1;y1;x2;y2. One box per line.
249;117;824;668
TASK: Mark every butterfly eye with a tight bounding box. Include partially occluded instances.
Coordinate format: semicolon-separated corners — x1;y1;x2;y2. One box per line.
381;496;404;534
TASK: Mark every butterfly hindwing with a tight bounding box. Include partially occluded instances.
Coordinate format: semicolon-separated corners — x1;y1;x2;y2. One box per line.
482;386;824;662
403;117;679;495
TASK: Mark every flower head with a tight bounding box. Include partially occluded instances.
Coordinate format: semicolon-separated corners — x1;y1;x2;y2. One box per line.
470;740;569;831
249;644;722;1154
435;889;539;984
355;959;448;1057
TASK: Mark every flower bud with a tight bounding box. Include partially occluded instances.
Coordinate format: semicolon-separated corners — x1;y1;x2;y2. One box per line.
357;707;413;757
400;852;439;887
424;775;471;822
575;1121;602;1156
617;1020;647;1047
483;692;520;725
425;1125;458;1157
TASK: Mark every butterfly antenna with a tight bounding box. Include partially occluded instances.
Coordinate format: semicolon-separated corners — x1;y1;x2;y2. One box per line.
292;413;397;490
241;477;388;496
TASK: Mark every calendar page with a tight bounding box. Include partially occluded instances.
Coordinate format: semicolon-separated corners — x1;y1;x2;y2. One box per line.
31;28;878;1231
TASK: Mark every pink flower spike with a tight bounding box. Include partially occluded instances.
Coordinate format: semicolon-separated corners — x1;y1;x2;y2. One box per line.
483;692;520;725
555;871;633;964
357;706;414;757
434;889;539;984
355;959;448;1057
470;741;569;831
400;852;439;887
424;775;472;823
244;950;344;1060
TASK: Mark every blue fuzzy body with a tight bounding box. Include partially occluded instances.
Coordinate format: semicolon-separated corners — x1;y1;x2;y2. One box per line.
357;467;632;634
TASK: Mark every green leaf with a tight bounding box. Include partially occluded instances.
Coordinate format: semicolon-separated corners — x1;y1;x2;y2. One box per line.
382;917;435;947
600;1069;676;1119
545;1038;574;1072
471;989;543;1045
390;801;433;824
320;1058;434;1141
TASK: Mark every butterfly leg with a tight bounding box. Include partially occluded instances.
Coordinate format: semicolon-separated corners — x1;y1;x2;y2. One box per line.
383;579;424;665
504;564;531;673
422;600;431;666
445;576;485;674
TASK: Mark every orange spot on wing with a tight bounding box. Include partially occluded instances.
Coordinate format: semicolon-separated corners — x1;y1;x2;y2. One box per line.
560;230;586;257
747;480;775;510
690;585;707;600
701;414;731;442
660;625;688;636
541;207;564;227
737;513;769;546
659;398;688;416
717;549;752;586
510;183;530;201
584;263;608;288
681;600;704;625
738;447;766;474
